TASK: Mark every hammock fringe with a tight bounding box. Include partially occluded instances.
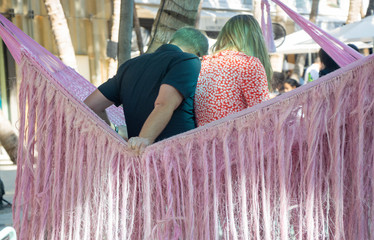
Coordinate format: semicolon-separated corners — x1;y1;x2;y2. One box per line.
13;52;374;239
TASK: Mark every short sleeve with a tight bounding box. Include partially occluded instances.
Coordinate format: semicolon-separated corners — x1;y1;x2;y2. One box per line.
241;57;270;107
98;63;127;107
161;56;201;99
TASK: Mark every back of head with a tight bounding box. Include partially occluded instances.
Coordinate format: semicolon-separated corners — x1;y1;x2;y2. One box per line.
213;15;273;90
272;71;286;91
169;27;209;57
318;48;339;71
348;43;359;52
285;78;301;88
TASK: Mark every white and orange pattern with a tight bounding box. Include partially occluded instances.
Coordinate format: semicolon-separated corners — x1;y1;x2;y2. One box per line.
195;50;270;126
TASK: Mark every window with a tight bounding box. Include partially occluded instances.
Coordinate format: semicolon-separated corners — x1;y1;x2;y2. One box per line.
242;0;252;8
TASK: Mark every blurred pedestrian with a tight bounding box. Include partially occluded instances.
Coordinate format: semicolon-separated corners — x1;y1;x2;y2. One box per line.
270;71;286;98
318;48;339;77
319;44;360;77
304;57;320;82
283;78;301;92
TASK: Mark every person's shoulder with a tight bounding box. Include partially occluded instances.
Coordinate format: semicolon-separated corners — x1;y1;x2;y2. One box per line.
131;52;152;62
173;51;199;61
166;53;197;65
230;52;263;69
220;50;259;63
170;52;200;69
236;52;260;63
183;52;199;59
155;44;199;61
119;53;152;67
174;53;201;72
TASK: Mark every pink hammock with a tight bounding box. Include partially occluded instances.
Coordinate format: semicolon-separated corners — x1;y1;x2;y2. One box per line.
1;7;374;240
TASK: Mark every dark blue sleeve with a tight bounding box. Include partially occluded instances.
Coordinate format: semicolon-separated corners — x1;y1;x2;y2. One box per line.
161;56;201;99
98;63;127;107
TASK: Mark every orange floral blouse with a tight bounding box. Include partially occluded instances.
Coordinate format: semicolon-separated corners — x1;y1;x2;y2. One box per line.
195;50;270;127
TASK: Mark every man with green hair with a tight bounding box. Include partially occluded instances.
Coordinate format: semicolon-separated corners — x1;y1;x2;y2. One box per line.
84;27;208;154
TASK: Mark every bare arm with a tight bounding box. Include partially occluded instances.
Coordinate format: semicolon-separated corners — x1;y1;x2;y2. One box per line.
84;89;114;125
128;84;183;154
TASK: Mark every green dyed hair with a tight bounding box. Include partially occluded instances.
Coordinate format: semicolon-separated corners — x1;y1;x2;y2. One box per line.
169;27;209;57
213;15;273;90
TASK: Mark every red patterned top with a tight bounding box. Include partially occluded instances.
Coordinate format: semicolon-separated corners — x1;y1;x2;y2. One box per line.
195;50;270;126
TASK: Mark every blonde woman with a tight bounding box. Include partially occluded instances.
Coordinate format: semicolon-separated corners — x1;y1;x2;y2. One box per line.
195;15;273;126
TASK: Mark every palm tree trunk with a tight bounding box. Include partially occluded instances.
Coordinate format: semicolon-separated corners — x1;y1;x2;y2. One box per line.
146;0;201;53
346;0;362;24
118;0;134;66
252;0;262;25
270;0;288;73
0;109;18;164
274;0;288;24
108;0;121;78
44;0;77;70
309;0;320;23
291;54;306;82
366;0;374;17
195;0;203;28
133;4;144;55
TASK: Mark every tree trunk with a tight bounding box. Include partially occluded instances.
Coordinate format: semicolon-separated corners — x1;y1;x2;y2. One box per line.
309;0;320;23
366;0;374;17
291;54;306;82
0;109;18;164
118;0;134;66
270;0;288;73
108;0;121;78
44;0;77;70
274;0;288;24
146;0;201;53
133;4;144;55
195;0;203;28
346;0;362;24
252;0;262;25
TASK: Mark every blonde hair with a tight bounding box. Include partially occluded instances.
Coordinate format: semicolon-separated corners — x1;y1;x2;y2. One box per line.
213;15;273;90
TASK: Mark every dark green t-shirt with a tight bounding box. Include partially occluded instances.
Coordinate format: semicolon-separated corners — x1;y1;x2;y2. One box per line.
98;44;201;141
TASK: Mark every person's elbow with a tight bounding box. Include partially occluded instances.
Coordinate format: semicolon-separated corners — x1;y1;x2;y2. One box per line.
154;95;183;112
153;101;178;114
154;84;184;113
84;99;103;114
84;89;114;114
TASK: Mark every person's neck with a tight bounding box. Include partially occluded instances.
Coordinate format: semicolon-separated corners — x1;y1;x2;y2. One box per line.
214;47;238;54
174;45;192;54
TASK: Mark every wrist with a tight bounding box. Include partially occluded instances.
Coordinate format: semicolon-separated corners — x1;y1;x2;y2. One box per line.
138;135;155;144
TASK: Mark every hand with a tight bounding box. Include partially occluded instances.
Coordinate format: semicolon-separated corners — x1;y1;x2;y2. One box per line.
128;137;152;155
116;125;128;141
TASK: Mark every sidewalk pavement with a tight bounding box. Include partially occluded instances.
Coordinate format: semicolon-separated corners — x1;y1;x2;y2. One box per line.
0;150;16;229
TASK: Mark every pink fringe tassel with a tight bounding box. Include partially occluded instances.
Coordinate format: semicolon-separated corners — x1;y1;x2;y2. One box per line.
13;52;374;239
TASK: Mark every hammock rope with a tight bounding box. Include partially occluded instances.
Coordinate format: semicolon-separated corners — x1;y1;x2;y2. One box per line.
265;0;364;66
0;14;125;127
0;4;374;239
